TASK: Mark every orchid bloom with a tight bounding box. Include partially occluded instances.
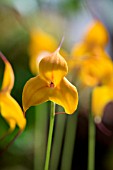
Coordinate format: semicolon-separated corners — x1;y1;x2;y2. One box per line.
29;29;68;75
22;47;78;114
80;53;113;120
69;20;112;86
0;52;26;131
69;20;113;121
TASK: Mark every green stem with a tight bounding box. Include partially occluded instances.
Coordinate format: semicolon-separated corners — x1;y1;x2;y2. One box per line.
44;102;55;170
34;103;48;170
60;110;78;170
50;107;66;170
88;90;96;170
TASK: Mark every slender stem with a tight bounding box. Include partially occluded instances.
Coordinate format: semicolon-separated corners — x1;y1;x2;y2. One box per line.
88;90;96;170
34;103;48;170
61;110;78;170
0;130;11;141
50;107;66;170
44;102;55;170
0;130;22;156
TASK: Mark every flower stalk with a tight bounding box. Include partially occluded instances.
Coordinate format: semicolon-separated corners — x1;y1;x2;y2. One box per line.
88;90;96;170
61;109;78;170
44;102;55;170
34;103;48;170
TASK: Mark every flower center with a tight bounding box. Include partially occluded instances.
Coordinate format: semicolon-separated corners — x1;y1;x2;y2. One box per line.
50;82;54;88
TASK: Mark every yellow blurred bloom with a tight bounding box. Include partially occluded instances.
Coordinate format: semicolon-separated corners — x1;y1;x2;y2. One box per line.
0;52;26;131
23;47;78;114
29;29;68;75
80;53;113;119
70;20;113;120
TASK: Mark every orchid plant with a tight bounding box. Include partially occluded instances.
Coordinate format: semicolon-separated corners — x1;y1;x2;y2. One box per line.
22;43;78;170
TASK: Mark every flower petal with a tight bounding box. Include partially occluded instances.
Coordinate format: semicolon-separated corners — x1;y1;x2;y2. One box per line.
49;77;78;114
92;86;113;118
71;43;88;59
22;75;50;112
39;50;68;86
79;52;113;86
0;93;26;131
29;51;51;75
29;29;58;57
69;43;89;71
0;52;14;92
84;20;108;47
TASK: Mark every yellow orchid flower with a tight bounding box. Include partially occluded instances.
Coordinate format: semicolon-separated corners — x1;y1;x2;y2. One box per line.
29;29;68;75
69;20;113;121
75;48;113;118
81;55;113;121
22;47;78;114
69;20;111;88
0;52;26;131
79;53;113;120
70;44;113;88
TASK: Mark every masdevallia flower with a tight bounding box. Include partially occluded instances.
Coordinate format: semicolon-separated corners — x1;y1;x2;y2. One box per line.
22;47;78;114
69;20;112;87
69;20;113;121
0;52;26;131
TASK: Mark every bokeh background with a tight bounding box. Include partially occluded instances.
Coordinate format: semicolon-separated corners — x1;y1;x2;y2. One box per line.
0;0;113;170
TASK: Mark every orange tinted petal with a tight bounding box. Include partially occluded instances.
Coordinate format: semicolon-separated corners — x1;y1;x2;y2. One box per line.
79;51;113;86
39;49;68;86
84;20;109;47
69;43;90;71
29;51;51;75
92;86;113;118
29;29;58;57
71;43;88;59
59;48;69;60
0;93;26;130
0;52;14;92
49;77;78;114
22;75;50;112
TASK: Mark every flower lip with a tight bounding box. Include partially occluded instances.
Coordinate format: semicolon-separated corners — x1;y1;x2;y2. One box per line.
50;82;54;88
